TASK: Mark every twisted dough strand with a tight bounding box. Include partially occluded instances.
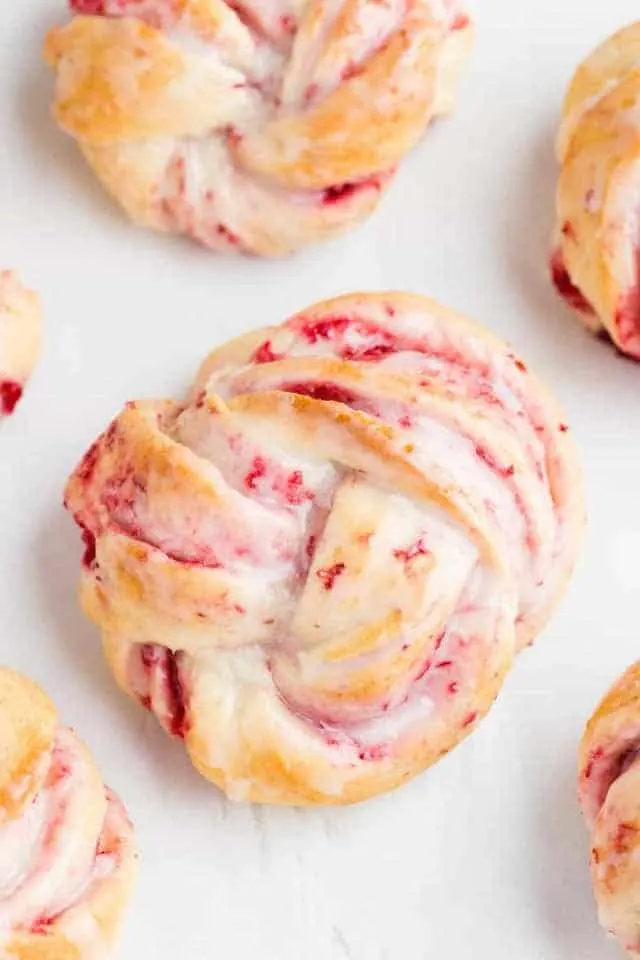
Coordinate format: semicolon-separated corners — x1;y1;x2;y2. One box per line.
65;292;584;804
45;0;473;255
552;22;640;358
0;670;137;958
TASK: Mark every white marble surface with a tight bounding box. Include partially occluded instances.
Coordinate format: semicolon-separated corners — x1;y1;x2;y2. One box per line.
1;1;639;957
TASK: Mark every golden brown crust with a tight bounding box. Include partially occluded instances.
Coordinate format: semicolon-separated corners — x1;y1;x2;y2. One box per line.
65;291;584;805
552;22;640;357
0;671;57;823
45;1;473;255
46;18;216;144
234;7;441;188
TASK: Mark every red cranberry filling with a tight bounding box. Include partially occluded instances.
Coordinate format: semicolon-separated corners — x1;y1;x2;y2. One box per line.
81;529;97;568
296;315;396;361
31;913;58;934
70;0;107;11
316;562;345;590
582;743;640;823
450;13;470;30
300;315;351;343
322;177;380;206
215;224;240;246
139;644;188;739
281;381;357;405
244;456;267;490
358;743;389;762
0;380;23;415
277;470;310;506
252;340;281;363
165;651;187;738
550;249;594;316
393;538;429;565
613;249;640;354
343;342;395;360
74;421;118;485
474;444;515;479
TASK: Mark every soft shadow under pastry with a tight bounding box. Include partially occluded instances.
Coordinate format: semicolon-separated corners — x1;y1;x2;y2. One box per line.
0;668;137;958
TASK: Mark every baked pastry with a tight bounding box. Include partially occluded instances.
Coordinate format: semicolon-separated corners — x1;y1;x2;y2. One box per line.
552;22;640;358
579;662;640;955
44;0;473;256
0;272;41;419
64;291;584;805
0;668;137;957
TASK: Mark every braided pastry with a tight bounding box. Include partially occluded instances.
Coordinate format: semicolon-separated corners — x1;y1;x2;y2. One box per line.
552;22;640;358
64;292;584;805
0;669;137;958
44;0;473;256
0;273;41;420
579;663;640;956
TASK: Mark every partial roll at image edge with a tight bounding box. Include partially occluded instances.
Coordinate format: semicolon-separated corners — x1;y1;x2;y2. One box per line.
551;21;640;359
579;661;640;957
0;668;137;959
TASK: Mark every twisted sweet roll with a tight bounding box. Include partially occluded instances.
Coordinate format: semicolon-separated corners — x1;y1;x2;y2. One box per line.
0;669;137;958
0;273;41;420
552;22;640;358
45;0;473;256
64;292;584;805
580;663;640;956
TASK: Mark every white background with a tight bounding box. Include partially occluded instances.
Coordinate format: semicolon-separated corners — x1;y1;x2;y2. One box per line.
1;1;639;957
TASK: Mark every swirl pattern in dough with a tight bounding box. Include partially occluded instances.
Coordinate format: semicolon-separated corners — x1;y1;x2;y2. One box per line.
0;669;137;958
65;291;584;805
0;273;41;420
552;22;640;358
45;0;473;255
